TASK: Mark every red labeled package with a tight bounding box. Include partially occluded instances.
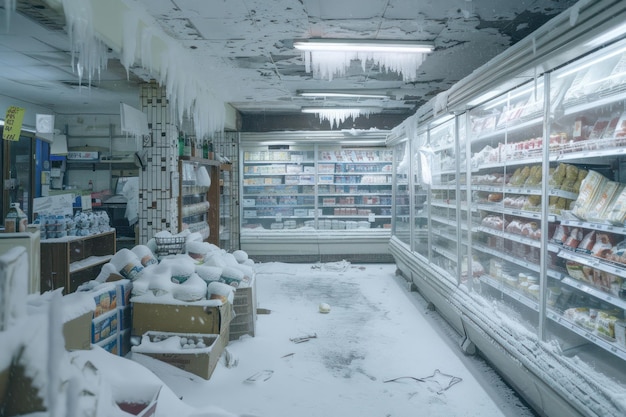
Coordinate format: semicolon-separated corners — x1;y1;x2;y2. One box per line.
576;230;596;254
564;228;584;250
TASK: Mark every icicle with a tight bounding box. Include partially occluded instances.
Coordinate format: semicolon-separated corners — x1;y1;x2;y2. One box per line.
4;0;16;32
61;0;108;87
313;108;379;129
306;50;427;82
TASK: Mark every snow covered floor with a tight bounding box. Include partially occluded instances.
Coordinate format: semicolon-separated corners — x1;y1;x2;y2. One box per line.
131;262;537;417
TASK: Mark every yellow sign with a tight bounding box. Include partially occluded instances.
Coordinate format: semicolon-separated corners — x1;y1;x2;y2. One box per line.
3;106;26;141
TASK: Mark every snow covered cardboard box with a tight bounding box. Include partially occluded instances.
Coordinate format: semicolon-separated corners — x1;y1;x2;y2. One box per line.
27;290;96;351
130;294;233;337
131;331;223;380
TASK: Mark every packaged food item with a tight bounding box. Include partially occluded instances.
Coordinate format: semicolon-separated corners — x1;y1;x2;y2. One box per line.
573;116;589;141
587;182;622;222
4;203;28;233
571;170;608;220
606;186;626;226
505;219;523;235
602;113;622;139
596;311;619;340
550;224;569;245
588;118;611;140
606;240;626;264
564;227;584;250
614;112;626;141
576;230;596;254
566;261;585;281
520;222;539;237
591;233;614;259
564;307;595;330
523;165;542;187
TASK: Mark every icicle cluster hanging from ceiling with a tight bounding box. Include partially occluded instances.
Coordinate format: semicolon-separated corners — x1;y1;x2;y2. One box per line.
314;108;381;129
58;0;225;139
302;50;427;82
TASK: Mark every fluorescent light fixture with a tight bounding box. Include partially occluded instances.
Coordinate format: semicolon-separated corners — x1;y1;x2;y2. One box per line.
467;90;503;107
301;106;381;114
298;90;390;99
294;39;434;53
585;23;626;48
294;39;433;82
557;45;626;79
483;83;544;110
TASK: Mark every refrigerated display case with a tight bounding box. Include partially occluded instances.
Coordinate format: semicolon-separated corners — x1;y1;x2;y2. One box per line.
388;2;626;416
239;133;393;261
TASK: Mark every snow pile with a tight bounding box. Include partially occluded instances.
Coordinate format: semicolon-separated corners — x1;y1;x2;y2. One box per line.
92;230;254;304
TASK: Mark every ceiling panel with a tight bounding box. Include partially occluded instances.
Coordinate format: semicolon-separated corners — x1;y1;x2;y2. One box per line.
0;0;581;129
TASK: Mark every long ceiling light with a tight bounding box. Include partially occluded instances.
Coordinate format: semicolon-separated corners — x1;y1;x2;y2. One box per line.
294;39;433;82
297;90;390;99
302;106;382;129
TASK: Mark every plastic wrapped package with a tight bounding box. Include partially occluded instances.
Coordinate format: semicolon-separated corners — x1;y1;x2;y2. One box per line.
571;170;608;220
586;182;622;222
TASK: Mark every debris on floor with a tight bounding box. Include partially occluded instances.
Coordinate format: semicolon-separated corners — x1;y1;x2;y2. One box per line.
244;370;274;383
384;369;463;395
290;333;317;343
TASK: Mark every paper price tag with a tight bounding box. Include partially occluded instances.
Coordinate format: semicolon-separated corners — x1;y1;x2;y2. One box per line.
3;106;25;141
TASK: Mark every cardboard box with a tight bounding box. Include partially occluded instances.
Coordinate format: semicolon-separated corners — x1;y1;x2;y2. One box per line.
96;333;119;355
63;310;93;350
131;297;233;337
119;329;131;357
89;283;118;318
119;305;132;331
113;279;132;307
92;309;119;343
131;331;223;380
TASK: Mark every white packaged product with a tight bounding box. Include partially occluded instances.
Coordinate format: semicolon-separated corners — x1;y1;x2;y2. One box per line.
606;186;626;226
586;182;622;222
195;265;223;283
147;263;174;296
160;257;195;284
233;250;249;263
186;241;212;261
109;248;144;281
173;273;207;302
571;170;607;220
221;266;245;287
95;263;117;282
131;245;158;267
207;281;234;303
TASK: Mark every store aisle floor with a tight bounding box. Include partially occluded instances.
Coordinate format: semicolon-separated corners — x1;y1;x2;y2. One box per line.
132;262;537;417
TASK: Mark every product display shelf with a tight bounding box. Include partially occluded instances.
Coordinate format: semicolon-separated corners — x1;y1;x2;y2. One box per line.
389;10;626;417
479;272;626;360
40;230;116;294
466;43;626;385
178;158;220;245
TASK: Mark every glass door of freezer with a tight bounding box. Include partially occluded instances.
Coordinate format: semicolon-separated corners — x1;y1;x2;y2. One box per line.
544;38;626;385
392;140;411;246
412;131;429;256
467;77;547;335
428;117;460;280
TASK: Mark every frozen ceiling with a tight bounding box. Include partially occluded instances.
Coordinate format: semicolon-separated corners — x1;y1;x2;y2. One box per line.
1;0;578;131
